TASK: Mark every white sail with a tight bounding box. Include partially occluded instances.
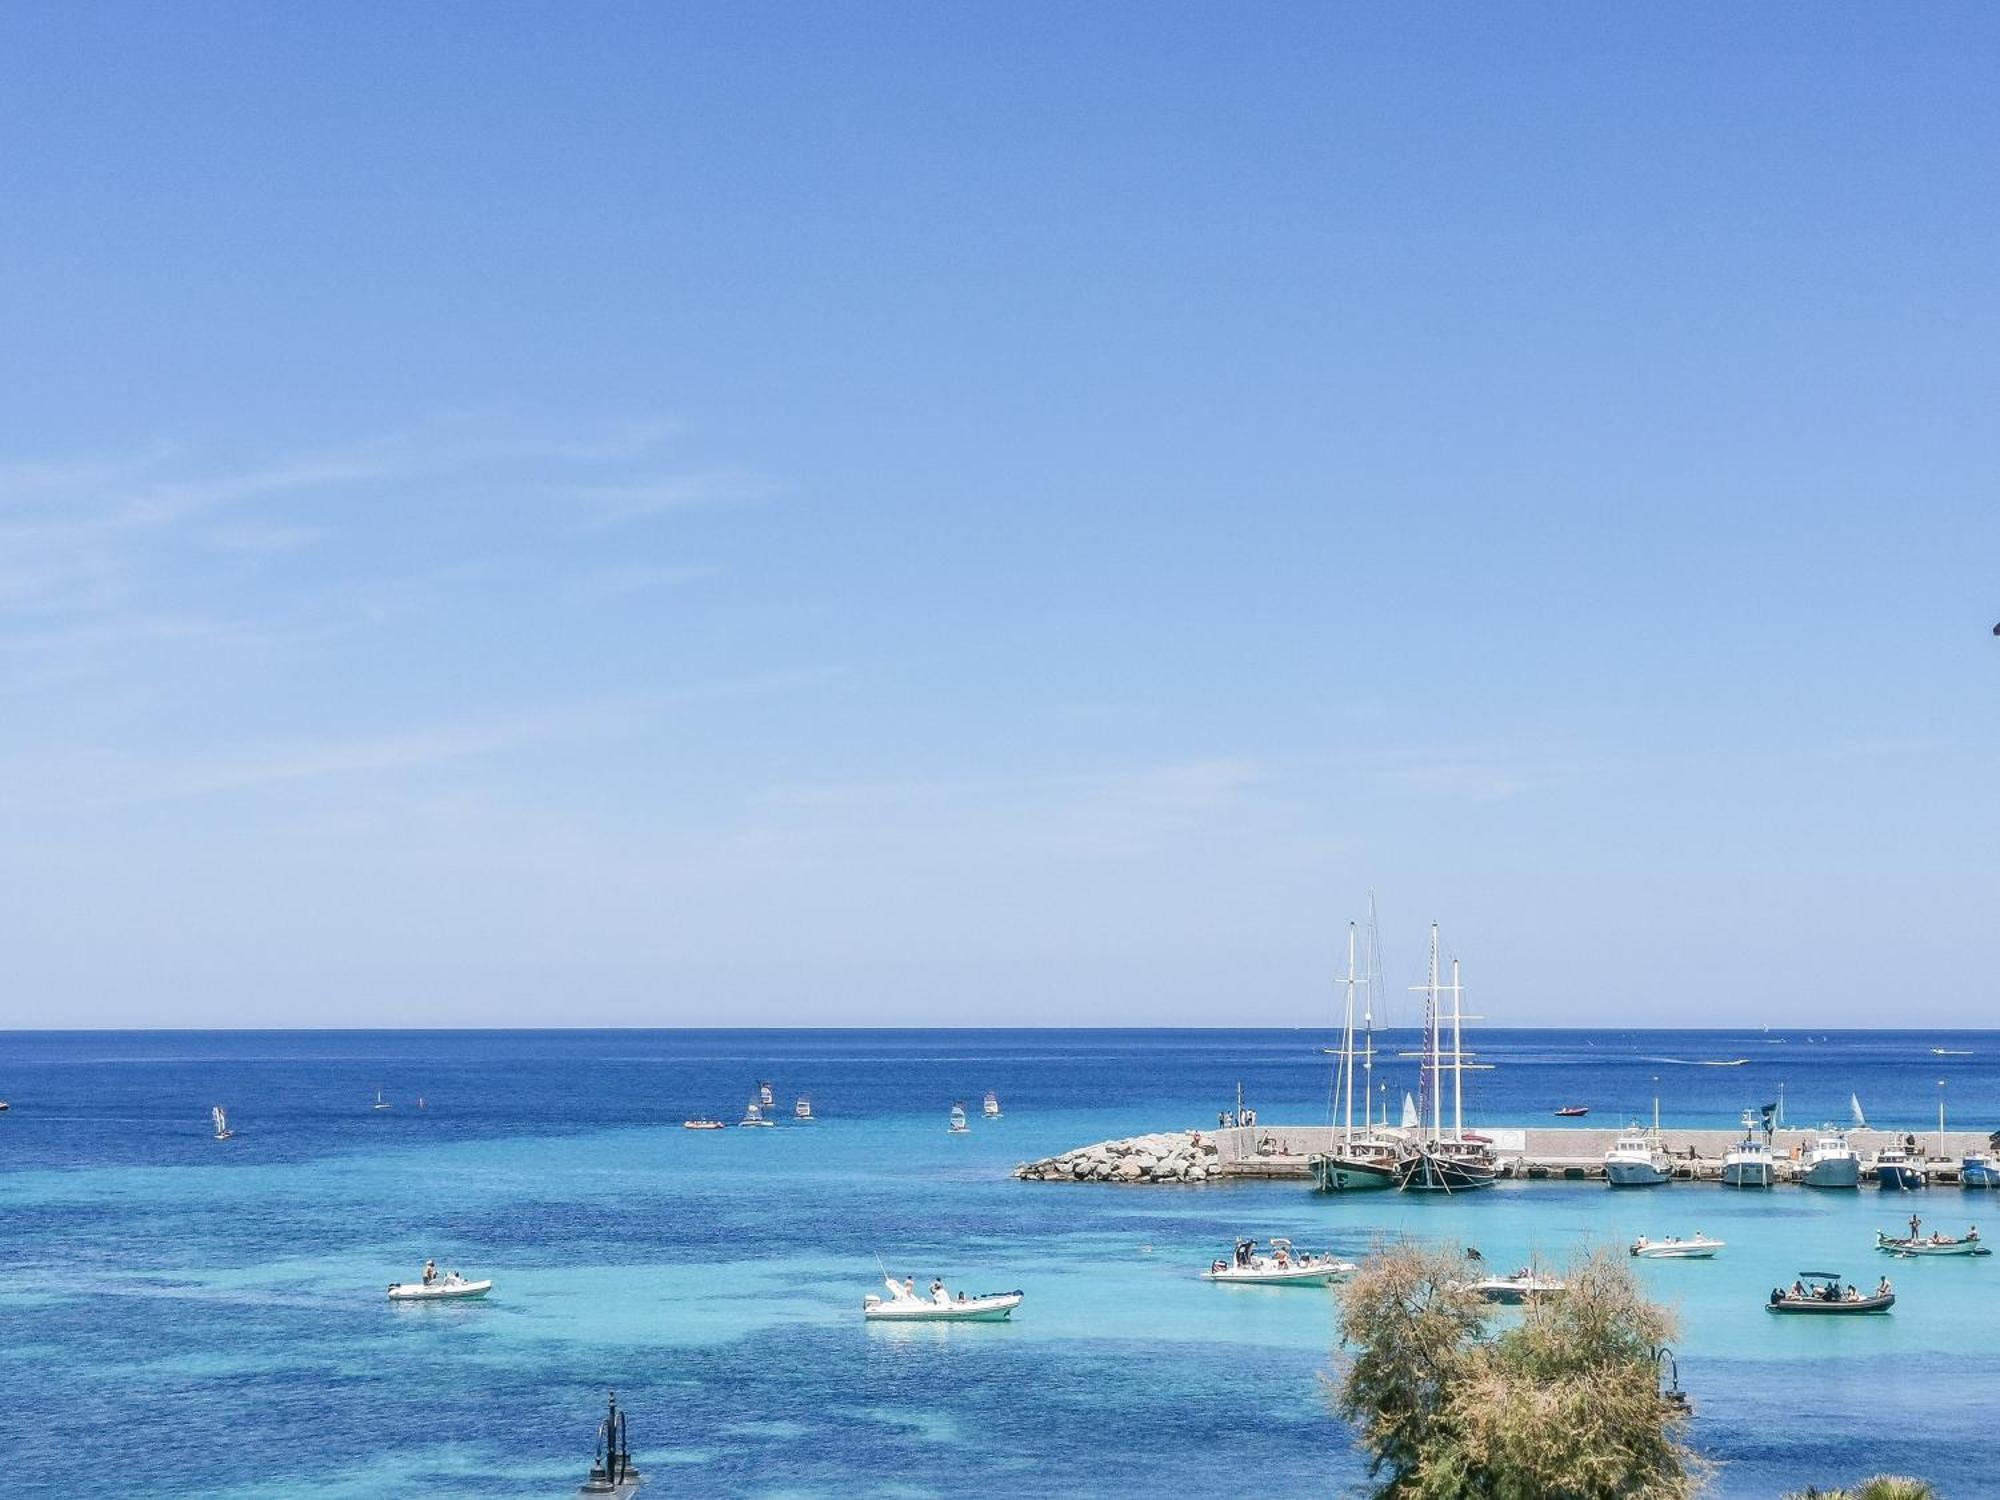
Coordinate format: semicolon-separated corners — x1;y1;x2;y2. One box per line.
1851;1092;1868;1129
1401;1091;1419;1129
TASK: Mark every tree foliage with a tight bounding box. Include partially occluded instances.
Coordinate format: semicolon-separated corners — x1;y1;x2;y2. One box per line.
1785;1481;1937;1500
1332;1243;1707;1499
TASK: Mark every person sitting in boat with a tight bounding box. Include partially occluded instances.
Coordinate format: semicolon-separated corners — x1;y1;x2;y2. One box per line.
422;1259;437;1287
1876;1276;1893;1297
1843;1284;1859;1301
1235;1240;1253;1268
1272;1244;1291;1268
1769;1287;1784;1307
1789;1279;1805;1299
930;1279;948;1304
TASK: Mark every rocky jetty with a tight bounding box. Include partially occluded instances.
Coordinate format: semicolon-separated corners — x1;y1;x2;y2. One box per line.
1013;1130;1223;1184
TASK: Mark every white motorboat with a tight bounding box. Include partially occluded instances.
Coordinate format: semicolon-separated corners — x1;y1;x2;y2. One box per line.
948;1103;970;1134
1466;1269;1567;1304
1630;1234;1724;1260
682;1118;725;1130
983;1091;1002;1118
1801;1127;1861;1189
388;1273;493;1301
1604;1128;1672;1187
1204;1238;1355;1286
739;1101;774;1127
862;1277;1022;1321
211;1106;234;1142
1722;1110;1775;1188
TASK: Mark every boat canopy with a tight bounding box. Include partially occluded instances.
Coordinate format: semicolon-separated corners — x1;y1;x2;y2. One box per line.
1798;1270;1844;1281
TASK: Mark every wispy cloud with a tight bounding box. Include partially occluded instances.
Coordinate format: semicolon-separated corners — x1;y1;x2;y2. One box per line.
564;469;780;528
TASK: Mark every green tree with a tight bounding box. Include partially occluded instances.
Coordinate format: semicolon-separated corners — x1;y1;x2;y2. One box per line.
1785;1481;1938;1500
1333;1244;1706;1499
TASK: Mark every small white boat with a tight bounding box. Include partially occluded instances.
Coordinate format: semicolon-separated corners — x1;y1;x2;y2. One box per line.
388;1274;493;1301
983;1091;1002;1118
862;1276;1022;1321
682;1118;725;1130
1203;1238;1355;1286
1604;1128;1672;1187
211;1105;234;1142
794;1095;814;1121
948;1103;970;1134
1467;1269;1567;1304
372;1090;391;1111
1630;1234;1724;1260
739;1102;774;1127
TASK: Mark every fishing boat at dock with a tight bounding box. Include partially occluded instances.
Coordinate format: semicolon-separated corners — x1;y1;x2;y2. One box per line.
1961;1151;2000;1188
1800;1127;1861;1189
1870;1145;1926;1190
1722;1109;1776;1188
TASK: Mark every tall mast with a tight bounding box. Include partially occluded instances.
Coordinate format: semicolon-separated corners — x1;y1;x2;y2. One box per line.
1362;893;1381;1133
1428;924;1442;1143
1340;923;1359;1147
1449;957;1464;1143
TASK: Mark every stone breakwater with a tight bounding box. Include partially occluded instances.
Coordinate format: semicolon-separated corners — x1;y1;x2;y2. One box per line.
1013;1131;1224;1184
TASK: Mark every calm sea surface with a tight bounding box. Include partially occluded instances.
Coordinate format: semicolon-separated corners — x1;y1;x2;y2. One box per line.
1;1028;1994;1498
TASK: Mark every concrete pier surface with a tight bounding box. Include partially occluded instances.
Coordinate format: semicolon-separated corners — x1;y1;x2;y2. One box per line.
1017;1122;1998;1185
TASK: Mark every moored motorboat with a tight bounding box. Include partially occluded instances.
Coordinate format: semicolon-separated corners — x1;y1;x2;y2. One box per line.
388;1273;493;1301
1871;1147;1926;1190
1203;1238;1355;1286
1604;1127;1672;1187
1466;1268;1566;1304
1767;1271;1893;1313
1630;1234;1724;1260
1722;1110;1776;1188
1961;1152;2000;1189
1800;1128;1861;1189
862;1276;1022;1321
1312;1138;1404;1193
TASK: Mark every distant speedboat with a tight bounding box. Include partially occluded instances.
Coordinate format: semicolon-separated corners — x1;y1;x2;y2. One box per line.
1630;1234;1724;1260
1204;1238;1355;1286
682;1118;725;1130
1553;1106;1590;1118
948;1102;970;1134
211;1106;234;1142
387;1273;492;1301
1933;1048;1975;1057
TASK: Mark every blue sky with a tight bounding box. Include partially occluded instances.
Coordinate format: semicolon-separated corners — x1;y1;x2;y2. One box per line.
3;5;1996;1027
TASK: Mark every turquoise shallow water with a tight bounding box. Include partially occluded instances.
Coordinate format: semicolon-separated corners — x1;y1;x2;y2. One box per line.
0;1028;1994;1497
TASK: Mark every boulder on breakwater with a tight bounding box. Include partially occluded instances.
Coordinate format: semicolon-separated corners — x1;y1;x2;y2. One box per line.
1013;1131;1223;1184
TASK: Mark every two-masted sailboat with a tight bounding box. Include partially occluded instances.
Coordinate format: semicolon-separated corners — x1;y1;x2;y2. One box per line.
1311;904;1406;1193
1395;925;1497;1193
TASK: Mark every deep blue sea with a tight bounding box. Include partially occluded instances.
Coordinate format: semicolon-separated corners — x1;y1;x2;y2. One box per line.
1;1028;1993;1499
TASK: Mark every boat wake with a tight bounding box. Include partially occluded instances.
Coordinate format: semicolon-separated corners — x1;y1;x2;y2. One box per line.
1642;1057;1750;1067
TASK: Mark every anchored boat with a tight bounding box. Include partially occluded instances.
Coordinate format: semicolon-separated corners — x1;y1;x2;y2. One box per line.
1722;1110;1776;1188
388;1272;493;1301
862;1276;1022;1322
1203;1238;1355;1287
1767;1271;1893;1314
1467;1269;1566;1304
1630;1234;1724;1260
1553;1106;1590;1118
1870;1146;1926;1191
1800;1128;1861;1189
682;1117;725;1130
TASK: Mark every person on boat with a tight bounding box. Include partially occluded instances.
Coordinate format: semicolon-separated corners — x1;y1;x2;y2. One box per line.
903;1278;917;1302
930;1279;948;1304
1790;1279;1806;1299
1876;1276;1893;1297
1466;1246;1483;1262
1212;1259;1227;1274
1769;1287;1784;1307
1909;1212;1922;1240
422;1259;437;1287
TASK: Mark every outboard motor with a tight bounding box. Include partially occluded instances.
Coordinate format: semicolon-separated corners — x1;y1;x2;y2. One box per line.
579;1389;641;1496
